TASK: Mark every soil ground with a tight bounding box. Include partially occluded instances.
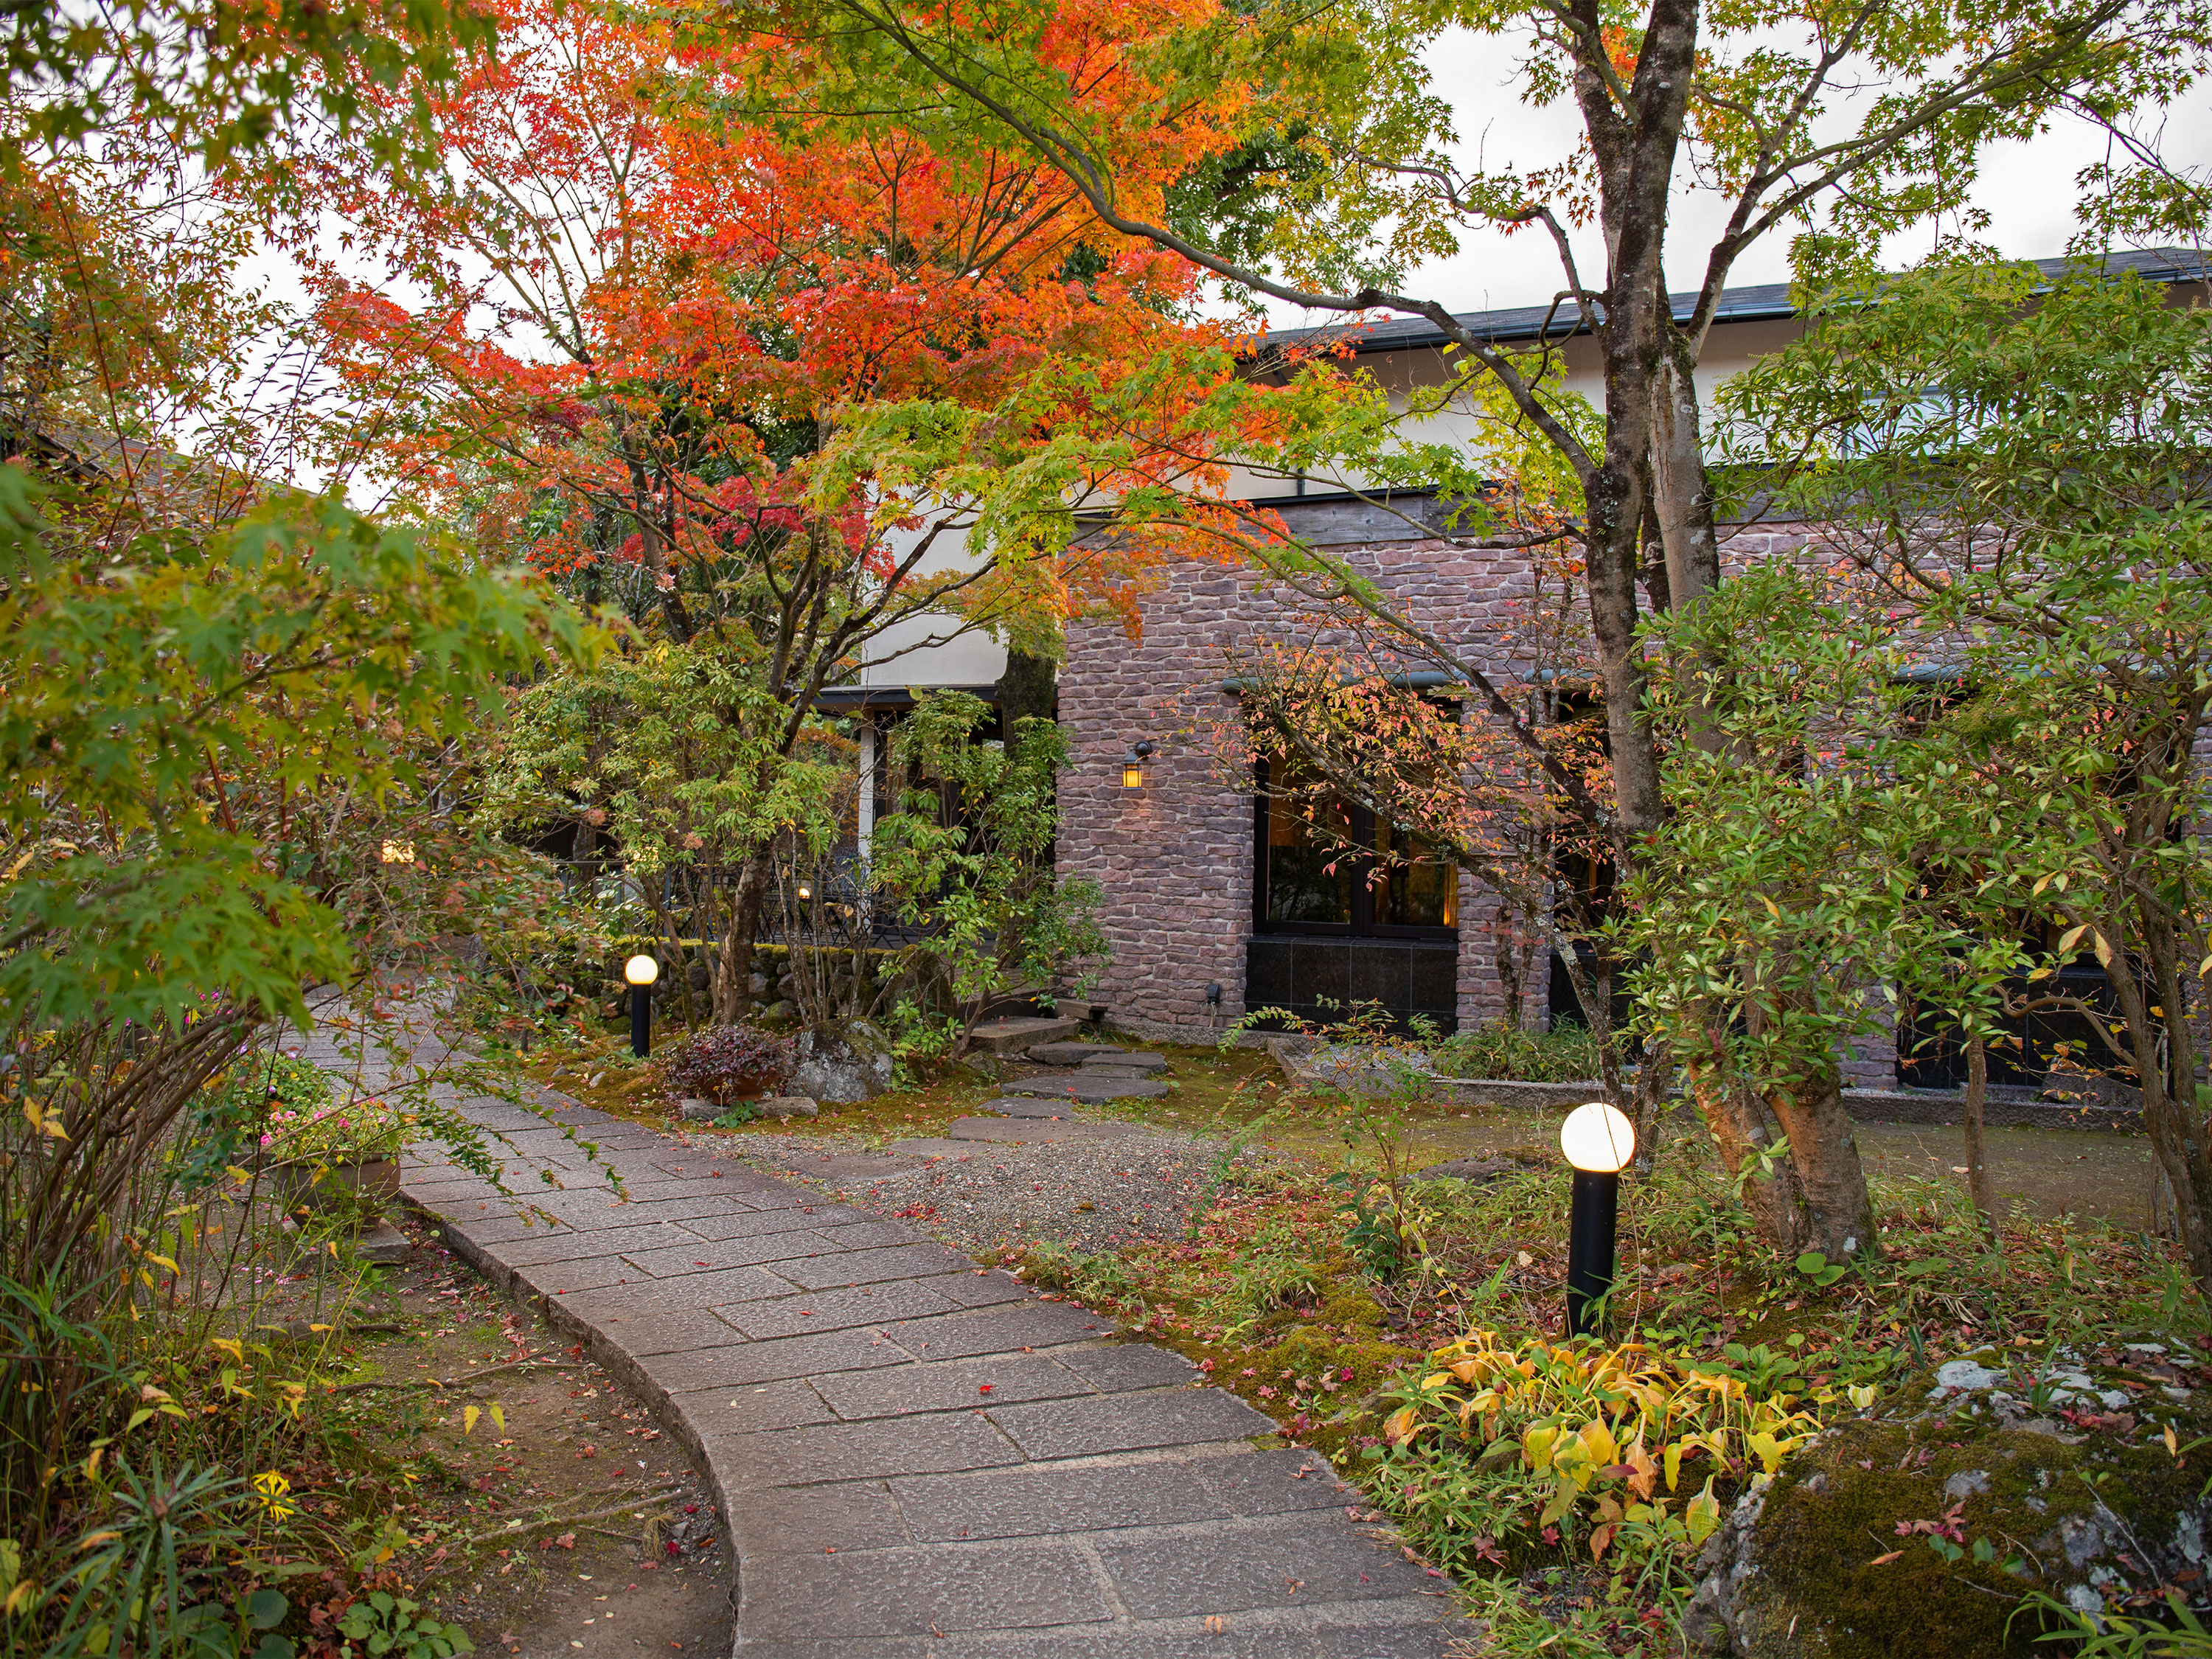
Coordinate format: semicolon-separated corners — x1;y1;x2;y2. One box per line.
251;1209;732;1659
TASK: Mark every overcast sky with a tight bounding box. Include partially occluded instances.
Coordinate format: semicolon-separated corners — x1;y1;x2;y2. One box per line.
1258;27;2212;327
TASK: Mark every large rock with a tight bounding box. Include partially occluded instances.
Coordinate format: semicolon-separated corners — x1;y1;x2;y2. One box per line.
790;1023;894;1102
1682;1343;2212;1657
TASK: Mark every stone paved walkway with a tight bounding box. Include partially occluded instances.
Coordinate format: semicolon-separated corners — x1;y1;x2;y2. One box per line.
344;1020;1471;1658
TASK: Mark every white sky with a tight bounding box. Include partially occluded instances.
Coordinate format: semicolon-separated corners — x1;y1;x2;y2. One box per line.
1256;26;2212;327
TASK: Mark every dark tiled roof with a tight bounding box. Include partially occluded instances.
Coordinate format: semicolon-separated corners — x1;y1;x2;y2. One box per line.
1262;246;2211;356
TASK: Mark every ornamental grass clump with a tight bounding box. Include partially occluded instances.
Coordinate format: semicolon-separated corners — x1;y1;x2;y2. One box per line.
655;1023;793;1108
1368;1330;1830;1584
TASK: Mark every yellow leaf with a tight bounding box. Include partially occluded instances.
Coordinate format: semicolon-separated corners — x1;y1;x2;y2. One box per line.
83;1447;102;1478
1663;1442;1683;1492
489;1402;506;1435
2093;932;2114;968
2059;923;2089;953
76;1533;121;1551
209;1340;243;1363
2166;1423;2181;1459
4;1580;36;1615
463;1405;481;1438
1579;1418;1618;1469
1747;1430;1784;1473
1685;1480;1722;1547
1523;1424;1558;1472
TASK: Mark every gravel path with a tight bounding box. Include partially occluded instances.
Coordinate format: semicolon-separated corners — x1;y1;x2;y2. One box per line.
704;1125;1277;1258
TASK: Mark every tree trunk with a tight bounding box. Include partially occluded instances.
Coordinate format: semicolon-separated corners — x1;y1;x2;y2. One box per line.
1684;1056;1810;1255
1761;1069;1877;1260
712;849;774;1023
1963;1033;1995;1232
1629;1042;1673;1175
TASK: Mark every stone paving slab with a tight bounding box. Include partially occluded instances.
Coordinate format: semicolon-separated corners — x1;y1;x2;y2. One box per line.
975;1094;1086;1119
1001;1075;1172;1102
333;998;1470;1657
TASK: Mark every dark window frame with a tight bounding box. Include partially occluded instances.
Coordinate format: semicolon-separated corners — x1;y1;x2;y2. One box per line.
1250;754;1459;942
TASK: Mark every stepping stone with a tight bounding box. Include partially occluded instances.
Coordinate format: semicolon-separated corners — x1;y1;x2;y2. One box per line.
946;1116;1138;1144
887;1138;979;1159
1076;1051;1168;1073
967;1015;1082;1054
1026;1042;1127;1065
978;1096;1084;1119
1001;1075;1171;1103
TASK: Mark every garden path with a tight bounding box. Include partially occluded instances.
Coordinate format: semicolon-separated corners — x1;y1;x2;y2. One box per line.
302;1004;1471;1658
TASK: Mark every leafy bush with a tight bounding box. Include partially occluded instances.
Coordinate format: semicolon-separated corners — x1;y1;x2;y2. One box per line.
1433;1023;1605;1082
211;1054;416;1164
1368;1331;1829;1582
655;1024;793;1107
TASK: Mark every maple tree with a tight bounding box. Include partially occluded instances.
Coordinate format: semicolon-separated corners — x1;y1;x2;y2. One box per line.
753;0;2211;1253
291;0;1341;1019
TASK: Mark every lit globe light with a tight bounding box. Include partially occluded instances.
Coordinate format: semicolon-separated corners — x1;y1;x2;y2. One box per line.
624;954;660;988
1559;1101;1636;1173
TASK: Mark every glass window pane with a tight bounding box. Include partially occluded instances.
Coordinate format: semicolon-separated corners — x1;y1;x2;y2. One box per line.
1265;766;1354;925
1373;817;1458;928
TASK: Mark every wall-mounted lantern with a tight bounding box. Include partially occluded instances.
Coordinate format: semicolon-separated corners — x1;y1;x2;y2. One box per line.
1121;740;1156;789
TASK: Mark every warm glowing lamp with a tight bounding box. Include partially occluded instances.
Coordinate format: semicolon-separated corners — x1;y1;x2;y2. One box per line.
1559;1101;1635;1338
1121;739;1156;788
624;954;659;1057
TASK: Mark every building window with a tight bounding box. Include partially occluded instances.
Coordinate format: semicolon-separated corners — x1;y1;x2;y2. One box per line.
1253;753;1458;938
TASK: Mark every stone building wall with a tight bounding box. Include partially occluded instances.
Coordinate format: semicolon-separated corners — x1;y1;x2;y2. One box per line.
1055;512;1908;1085
1057;538;1549;1040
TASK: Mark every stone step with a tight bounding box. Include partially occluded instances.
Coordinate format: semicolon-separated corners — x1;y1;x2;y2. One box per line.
967;1015;1083;1054
1002;1075;1172;1103
1027;1041;1132;1066
1077;1051;1169;1073
981;1096;1085;1119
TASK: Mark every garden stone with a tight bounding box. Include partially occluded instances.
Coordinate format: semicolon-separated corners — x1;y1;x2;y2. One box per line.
1931;1358;2008;1394
749;972;769;995
354;1220;413;1265
967;1015;1082;1054
1682;1374;2212;1657
1001;1075;1170;1103
678;1097;721;1121
979;1095;1082;1119
791;1022;895;1102
1077;1054;1169;1074
753;1094;819;1119
1026;1042;1126;1065
761;999;796;1023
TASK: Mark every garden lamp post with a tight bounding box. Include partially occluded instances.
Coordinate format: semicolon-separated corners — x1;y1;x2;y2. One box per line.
1559;1100;1636;1338
625;954;659;1059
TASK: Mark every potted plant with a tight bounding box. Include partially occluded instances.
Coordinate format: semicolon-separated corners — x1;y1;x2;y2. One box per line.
226;1053;413;1216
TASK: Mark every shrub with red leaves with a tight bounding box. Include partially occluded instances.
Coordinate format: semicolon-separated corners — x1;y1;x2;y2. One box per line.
655;1023;792;1107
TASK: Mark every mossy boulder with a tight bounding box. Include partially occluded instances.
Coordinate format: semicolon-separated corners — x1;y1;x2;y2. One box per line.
1683;1343;2212;1658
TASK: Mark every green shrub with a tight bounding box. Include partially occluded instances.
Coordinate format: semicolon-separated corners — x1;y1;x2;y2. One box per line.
1433;1023;1604;1082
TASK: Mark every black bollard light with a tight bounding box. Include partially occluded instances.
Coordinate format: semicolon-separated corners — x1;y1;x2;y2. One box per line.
1559;1100;1637;1339
625;953;660;1058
